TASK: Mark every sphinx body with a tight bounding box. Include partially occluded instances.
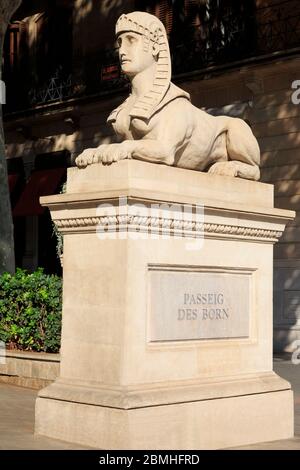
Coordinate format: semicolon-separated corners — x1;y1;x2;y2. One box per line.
76;11;260;180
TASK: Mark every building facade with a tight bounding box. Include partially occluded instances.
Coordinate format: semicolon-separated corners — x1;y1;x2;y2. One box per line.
3;0;300;351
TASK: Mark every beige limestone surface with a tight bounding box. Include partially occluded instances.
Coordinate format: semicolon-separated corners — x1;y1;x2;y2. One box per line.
0;350;59;390
36;160;294;449
36;390;293;450
149;268;251;341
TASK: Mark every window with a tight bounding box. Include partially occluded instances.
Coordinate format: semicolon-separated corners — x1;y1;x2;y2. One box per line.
135;0;257;73
3;21;29;111
34;8;72;86
3;2;73;111
135;0;174;34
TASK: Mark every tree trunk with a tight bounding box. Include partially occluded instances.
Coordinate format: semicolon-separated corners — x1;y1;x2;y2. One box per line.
0;0;22;274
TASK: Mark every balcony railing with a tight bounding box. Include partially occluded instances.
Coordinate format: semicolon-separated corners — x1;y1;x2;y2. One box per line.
3;0;300;114
28;68;73;106
171;0;300;74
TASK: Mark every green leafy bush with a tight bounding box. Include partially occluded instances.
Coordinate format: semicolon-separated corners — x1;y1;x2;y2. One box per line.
52;182;66;259
0;268;62;352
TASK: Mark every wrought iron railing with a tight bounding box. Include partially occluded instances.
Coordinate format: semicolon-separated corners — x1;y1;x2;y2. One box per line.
171;0;300;74
3;0;300;113
28;68;73;106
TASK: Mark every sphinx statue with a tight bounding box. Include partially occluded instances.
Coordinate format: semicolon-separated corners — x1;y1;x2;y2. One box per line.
76;11;260;180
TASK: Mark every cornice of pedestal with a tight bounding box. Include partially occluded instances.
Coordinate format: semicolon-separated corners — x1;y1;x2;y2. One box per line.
53;212;283;243
40;194;294;243
40;160;295;244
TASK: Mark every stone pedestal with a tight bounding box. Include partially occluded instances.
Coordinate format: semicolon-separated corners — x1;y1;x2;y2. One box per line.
35;161;294;449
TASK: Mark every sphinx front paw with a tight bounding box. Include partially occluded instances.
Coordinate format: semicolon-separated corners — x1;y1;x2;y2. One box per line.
75;148;98;168
75;145;110;168
208;161;238;177
96;143;132;164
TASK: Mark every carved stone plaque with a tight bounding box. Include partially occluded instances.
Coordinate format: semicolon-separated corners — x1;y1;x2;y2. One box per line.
148;268;252;342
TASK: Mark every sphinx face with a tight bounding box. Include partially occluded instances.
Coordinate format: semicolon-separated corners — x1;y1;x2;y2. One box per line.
117;32;155;77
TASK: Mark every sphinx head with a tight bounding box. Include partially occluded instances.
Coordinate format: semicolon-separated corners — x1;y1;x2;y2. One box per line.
116;26;160;77
115;12;172;118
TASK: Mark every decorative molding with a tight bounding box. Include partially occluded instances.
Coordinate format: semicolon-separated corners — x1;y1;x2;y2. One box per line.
54;215;283;241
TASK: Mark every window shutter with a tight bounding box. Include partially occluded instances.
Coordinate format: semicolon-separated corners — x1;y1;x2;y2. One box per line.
185;0;205;27
155;1;173;35
4;22;20;71
18;20;29;83
19;20;28;60
3;20;29;110
35;13;49;81
134;0;173;35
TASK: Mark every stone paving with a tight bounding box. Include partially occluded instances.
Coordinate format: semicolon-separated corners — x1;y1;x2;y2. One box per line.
234;356;300;450
0;382;89;450
0;355;299;450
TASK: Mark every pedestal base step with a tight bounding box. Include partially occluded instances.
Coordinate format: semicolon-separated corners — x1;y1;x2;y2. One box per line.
35;389;293;449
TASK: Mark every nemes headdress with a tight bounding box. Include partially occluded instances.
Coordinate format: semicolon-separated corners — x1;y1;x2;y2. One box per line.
116;11;172;120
